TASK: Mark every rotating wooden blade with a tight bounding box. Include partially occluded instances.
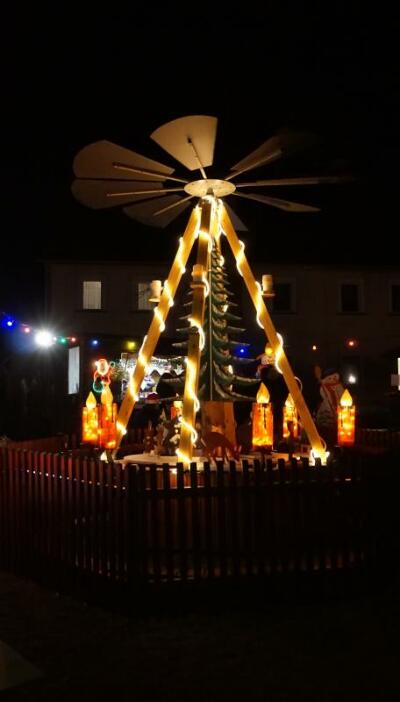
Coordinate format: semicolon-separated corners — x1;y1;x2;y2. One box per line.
71;179;182;209
228;131;317;180
73;140;174;181
233;191;320;213
224;203;248;231
150;115;218;171
123;194;193;227
236;175;354;187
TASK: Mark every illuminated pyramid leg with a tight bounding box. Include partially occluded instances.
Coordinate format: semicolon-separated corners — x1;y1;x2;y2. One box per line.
111;207;200;455
176;200;214;464
220;204;327;462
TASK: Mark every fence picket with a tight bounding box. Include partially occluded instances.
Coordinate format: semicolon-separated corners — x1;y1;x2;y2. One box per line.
0;449;378;601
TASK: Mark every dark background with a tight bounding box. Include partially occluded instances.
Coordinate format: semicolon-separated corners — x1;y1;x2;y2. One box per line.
2;3;398;321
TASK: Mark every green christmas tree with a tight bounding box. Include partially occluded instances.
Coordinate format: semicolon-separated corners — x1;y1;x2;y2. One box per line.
166;238;259;400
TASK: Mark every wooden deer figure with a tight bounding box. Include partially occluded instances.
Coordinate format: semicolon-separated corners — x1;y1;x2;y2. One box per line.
202;431;241;462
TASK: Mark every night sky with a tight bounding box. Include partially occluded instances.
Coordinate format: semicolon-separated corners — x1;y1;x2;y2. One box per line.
2;5;398;318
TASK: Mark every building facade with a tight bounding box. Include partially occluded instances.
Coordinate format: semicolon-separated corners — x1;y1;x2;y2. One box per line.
45;258;400;427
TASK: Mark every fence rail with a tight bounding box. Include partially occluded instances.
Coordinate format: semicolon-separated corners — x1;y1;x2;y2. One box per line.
0;447;388;604
356;428;400;449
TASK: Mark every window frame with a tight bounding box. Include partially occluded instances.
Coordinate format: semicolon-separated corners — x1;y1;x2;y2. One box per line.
389;280;400;315
272;279;296;314
82;280;102;311
338;279;364;314
136;281;154;311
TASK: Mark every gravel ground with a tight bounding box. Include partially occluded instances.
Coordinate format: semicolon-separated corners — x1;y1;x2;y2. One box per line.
0;571;400;701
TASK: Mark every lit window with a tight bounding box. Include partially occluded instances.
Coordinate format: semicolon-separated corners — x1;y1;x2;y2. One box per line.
83;281;102;310
68;347;80;394
137;283;153;311
390;284;400;314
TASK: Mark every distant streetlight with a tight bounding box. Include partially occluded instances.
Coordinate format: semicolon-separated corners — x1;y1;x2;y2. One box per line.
35;330;54;348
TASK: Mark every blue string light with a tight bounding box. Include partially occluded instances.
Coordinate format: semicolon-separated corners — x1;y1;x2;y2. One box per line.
1;316;16;330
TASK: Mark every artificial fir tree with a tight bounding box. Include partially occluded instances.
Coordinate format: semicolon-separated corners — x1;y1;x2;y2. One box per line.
164;238;258;445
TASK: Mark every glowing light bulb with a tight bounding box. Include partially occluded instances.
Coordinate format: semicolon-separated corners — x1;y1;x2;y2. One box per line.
35;330;54;348
2;316;16;329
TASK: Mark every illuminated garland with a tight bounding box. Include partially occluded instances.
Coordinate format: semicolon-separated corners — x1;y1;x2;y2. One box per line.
0;311;78;346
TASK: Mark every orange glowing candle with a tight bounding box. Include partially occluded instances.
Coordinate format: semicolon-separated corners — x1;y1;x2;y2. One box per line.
100;385;117;449
252;383;274;450
82;391;99;444
283;393;299;439
337;389;355;445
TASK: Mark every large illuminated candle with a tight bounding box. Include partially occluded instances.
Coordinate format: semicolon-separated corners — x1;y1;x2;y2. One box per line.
337;389;356;445
283;393;299;439
100;385;117;449
252;383;274;450
82;391;99;444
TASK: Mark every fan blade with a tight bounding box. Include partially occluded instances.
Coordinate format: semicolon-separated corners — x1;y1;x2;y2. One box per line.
228;131;317;180
151;115;218;171
73;140;174;181
233;192;320;213
153;195;194;216
112;164;188;183
123;195;193;228
224;203;248;231
71;179;182;209
236;176;354;187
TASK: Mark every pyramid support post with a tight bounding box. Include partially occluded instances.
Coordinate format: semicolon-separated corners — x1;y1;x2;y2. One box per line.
177;200;214;465
111;208;200;457
220;204;328;463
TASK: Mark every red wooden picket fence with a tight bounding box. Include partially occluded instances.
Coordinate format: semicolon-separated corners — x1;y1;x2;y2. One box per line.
5;435;72;452
3;429;146;459
0;446;388;605
356;428;400;449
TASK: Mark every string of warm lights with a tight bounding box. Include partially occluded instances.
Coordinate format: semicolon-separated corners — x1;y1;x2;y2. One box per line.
235;240;246;278
153;308;166;332
176;359;200;462
254;281;265;330
220;203;330;465
176;203;214;466
116;420;127;436
163;280;175;307
176;237;187;275
188;316;206;353
176;325;205;465
112;208;201;453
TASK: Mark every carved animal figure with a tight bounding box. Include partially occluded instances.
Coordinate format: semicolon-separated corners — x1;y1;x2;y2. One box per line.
202;431;241;462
